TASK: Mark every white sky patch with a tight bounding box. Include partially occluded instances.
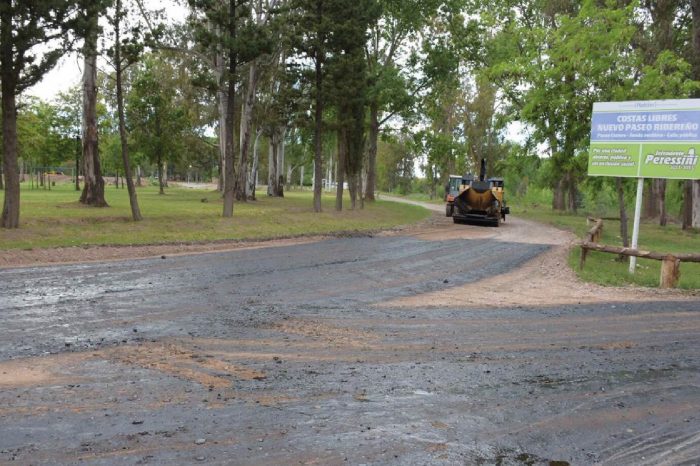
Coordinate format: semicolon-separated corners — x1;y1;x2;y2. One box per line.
505;121;526;145
26;0;188;101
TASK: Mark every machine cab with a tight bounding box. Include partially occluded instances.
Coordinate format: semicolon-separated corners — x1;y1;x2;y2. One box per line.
488;178;504;189
445;175;463;201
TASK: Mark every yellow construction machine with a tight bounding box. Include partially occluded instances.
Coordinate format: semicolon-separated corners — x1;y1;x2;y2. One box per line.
444;159;509;226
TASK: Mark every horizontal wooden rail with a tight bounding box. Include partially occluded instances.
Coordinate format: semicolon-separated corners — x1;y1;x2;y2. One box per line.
580;240;700;288
580;242;700;263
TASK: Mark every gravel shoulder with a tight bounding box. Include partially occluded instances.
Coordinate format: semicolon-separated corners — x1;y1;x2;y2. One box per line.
379;195;697;306
0;235;336;269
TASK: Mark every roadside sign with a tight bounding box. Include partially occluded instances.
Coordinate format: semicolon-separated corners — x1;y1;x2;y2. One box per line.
589;99;700;180
588;99;700;275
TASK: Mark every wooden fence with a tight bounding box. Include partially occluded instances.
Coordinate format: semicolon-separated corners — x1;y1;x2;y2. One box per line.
579;218;700;288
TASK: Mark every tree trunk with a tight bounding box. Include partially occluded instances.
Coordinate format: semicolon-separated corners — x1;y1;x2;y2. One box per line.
658;179;667;226
349;173;357;210
216;56;227;194
155;113;165;194
335;128;346;211
75;138;80;191
157;161;164;194
313;4;324;213
0;160;4;190
136;165;142;187
552;178;565;211
267;128;285;197
80;11;107;208
567;173;577;213
616;177;629;248
0;24;19;228
222;0;237;217
682;180;693;229
248;128;261;200
268;133;277;196
218;109;225;192
114;0;141;220
359;168;364;209
277;126;286;196
643;179;658;219
268;136;274;195
236;62;258;201
364;101;378;202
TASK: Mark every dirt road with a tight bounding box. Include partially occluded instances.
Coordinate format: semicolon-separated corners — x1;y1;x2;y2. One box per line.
1;207;699;465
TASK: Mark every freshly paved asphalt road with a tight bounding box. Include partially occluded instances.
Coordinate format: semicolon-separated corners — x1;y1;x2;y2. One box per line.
1;223;699;465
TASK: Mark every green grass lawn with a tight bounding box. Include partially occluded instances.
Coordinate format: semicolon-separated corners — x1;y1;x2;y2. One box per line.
0;183;430;250
515;203;700;289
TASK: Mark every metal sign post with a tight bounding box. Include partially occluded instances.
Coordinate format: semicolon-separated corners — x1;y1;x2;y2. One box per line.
629;177;644;274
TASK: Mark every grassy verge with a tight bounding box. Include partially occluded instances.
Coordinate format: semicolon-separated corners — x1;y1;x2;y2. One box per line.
515;203;700;290
0;183;430;250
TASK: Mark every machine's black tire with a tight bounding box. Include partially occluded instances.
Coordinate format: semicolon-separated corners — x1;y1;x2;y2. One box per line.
453;217;460;224
446;204;453;217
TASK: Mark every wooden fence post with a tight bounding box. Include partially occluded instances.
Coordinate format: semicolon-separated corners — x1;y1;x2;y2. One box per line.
586;218;604;243
660;255;680;288
579;246;589;270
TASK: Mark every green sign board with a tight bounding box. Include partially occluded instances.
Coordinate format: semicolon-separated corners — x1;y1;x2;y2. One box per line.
588;100;700;179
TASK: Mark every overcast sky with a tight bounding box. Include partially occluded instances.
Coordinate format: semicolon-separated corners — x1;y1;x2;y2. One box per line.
27;0;187;101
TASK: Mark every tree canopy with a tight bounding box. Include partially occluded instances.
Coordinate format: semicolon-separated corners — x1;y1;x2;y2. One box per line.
3;0;700;227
